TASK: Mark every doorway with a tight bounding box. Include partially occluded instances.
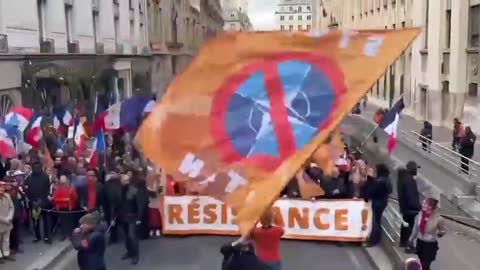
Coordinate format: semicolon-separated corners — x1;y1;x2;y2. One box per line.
441;81;450;122
421;87;428;119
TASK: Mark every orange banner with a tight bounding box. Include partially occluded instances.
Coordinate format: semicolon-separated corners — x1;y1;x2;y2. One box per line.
161;196;372;242
138;29;420;235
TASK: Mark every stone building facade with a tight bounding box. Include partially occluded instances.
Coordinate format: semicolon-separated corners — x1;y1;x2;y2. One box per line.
0;0;224;115
313;0;480;132
275;0;314;32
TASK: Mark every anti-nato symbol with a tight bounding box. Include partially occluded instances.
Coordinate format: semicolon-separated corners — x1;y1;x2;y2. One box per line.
211;52;346;171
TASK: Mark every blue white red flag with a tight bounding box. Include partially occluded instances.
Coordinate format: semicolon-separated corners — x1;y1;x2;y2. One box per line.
379;98;405;154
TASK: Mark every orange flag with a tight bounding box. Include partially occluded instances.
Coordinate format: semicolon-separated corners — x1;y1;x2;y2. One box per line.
137;29;420;235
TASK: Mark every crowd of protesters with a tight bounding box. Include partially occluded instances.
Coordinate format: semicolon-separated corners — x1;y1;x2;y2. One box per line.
0;134;174;267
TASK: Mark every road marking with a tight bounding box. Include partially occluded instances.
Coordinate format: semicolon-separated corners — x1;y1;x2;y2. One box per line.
346;249;363;270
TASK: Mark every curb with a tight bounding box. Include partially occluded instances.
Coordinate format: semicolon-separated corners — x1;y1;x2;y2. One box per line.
28;242;73;270
362;245;395;270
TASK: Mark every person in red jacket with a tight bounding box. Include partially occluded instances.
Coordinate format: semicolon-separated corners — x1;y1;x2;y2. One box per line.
86;169;100;211
52;175;77;240
251;209;284;270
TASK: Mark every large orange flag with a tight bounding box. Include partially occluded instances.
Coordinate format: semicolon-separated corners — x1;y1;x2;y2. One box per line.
137;29;420;235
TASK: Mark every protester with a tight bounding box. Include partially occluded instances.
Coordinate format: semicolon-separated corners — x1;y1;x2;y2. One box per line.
146;169;162;238
117;171;143;265
319;167;347;199
452;118;464;151
349;159;368;198
221;240;264;270
103;170;123;244
397;162;421;248
4;180;23;254
250;209;284;270
24;162;52;243
420;121;433;152
87;169;103;211
408;198;446;270
362;164;392;246
0;182;14;263
52;175;78;240
71;211;107;270
459;126;476;174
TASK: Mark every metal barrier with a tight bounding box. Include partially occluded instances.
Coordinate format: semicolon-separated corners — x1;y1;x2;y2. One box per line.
382;203;403;244
400;130;480;182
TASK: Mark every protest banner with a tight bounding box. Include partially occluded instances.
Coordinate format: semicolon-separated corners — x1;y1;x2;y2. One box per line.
161;196;372;242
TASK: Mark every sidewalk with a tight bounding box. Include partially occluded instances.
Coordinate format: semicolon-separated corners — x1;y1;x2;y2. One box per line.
6;230;71;270
361;103;480;163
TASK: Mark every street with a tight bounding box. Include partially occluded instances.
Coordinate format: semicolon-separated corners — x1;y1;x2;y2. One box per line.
52;236;376;270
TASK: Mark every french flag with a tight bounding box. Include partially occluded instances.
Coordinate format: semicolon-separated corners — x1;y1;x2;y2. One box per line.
70;119;88;155
87;130;106;168
379;98;405;154
0;128;16;158
26;116;43;149
4;106;33;132
53;110;73;131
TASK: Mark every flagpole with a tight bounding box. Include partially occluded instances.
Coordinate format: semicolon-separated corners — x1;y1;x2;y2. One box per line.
358;94;404;148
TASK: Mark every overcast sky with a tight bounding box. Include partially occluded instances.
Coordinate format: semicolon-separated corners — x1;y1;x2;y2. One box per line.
248;1;276;30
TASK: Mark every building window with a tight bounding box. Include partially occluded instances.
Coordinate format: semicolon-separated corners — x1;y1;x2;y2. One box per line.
289;6;293;11
307;5;311;11
65;4;73;42
298;6;302;12
298;25;302;30
93;12;99;44
446;10;451;48
37;0;47;40
289;15;293;20
425;0;429;49
306;25;311;30
114;17;119;44
231;13;235;17
280;25;285;30
469;5;480;47
298;15;302;20
289;25;293;31
307;15;311;20
469;83;478;97
280;15;285;20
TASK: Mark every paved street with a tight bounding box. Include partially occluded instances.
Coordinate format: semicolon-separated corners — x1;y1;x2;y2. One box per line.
52;236;376;270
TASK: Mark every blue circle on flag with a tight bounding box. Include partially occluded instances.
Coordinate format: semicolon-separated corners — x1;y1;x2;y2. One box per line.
211;52;345;171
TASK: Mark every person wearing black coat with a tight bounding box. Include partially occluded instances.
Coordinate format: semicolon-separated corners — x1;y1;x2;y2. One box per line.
420;121;433;152
319;168;348;199
24;162;52;243
71;212;107;270
459;126;476;174
103;171;123;244
363;164;393;246
397;162;422;248
220;242;266;270
117;172;145;265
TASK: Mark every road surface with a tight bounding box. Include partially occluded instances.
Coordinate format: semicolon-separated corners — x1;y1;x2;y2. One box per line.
53;236;376;270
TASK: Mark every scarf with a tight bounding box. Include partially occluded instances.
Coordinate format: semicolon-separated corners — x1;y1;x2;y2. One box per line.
419;211;431;235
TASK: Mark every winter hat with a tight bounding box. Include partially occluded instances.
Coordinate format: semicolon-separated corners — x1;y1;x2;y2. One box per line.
79;211;100;226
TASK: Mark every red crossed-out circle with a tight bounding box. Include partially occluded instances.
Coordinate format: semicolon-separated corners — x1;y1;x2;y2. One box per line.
210;51;346;171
